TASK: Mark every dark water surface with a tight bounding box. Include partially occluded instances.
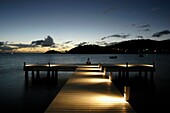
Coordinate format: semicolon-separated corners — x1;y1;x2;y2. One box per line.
0;53;170;113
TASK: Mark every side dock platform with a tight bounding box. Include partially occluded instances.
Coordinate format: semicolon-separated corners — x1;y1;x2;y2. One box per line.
23;62;156;81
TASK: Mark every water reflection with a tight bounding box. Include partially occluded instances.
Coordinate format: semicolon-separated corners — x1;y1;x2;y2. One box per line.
22;72;72;113
24;72;58;91
110;72;155;113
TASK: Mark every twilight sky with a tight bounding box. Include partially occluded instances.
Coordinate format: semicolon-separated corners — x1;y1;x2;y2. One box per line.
0;0;170;52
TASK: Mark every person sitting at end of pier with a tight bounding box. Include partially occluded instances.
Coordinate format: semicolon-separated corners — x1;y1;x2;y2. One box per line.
86;58;91;65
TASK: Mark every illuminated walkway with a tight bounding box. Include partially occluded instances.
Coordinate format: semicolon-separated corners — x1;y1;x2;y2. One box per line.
45;65;136;113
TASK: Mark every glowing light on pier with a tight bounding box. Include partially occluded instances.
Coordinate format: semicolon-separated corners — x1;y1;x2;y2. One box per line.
76;67;101;71
75;72;104;76
97;95;127;103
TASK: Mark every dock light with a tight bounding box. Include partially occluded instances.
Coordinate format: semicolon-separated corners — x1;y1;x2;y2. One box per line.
75;72;104;76
143;64;153;67
97;95;127;103
76;67;101;71
117;64;134;67
79;65;99;68
124;86;130;101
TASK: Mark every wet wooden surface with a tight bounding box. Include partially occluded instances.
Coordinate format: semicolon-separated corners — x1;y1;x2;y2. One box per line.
45;65;136;113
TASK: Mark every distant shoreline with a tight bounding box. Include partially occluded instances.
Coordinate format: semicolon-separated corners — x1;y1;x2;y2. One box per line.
0;52;170;54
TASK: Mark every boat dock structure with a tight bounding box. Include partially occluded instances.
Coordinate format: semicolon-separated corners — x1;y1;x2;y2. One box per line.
23;62;156;81
23;62;156;112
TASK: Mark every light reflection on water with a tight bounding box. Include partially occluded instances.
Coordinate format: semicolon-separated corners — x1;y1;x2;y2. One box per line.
0;53;170;113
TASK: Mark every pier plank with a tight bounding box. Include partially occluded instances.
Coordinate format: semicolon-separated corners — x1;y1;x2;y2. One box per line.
45;65;136;113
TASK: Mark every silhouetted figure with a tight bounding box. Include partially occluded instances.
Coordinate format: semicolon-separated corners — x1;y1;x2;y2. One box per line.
86;58;91;65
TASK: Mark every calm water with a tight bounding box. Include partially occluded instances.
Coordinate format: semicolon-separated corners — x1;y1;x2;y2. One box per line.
0;53;170;113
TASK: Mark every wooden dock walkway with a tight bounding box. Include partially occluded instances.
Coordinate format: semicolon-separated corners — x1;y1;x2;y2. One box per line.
44;65;136;113
23;62;156;82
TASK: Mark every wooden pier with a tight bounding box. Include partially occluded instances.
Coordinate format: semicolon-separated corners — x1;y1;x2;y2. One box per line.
23;62;156;112
23;62;156;81
44;65;136;113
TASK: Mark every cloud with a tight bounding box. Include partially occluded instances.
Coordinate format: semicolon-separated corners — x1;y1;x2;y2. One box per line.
63;41;72;44
152;30;170;37
75;42;88;46
138;24;150;28
0;36;56;52
101;33;130;40
0;43;19;52
31;40;44;45
101;37;107;40
95;41;108;46
0;42;4;46
136;36;144;38
138;28;150;32
130;24;136;27
0;42;37;52
111;34;130;38
31;35;55;47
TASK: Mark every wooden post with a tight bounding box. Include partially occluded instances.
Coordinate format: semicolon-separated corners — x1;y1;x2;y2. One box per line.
109;72;113;81
124;86;130;101
24;62;28;82
47;62;51;77
103;67;106;78
52;70;55;78
55;69;58;80
118;70;121;79
36;70;40;79
98;63;102;72
32;70;35;80
25;71;28;82
126;62;128;67
153;62;155;70
150;62;155;81
126;62;129;78
122;71;125;78
23;62;26;70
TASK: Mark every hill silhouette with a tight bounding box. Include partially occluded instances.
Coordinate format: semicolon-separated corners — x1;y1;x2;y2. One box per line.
66;39;170;54
45;50;62;54
45;39;170;54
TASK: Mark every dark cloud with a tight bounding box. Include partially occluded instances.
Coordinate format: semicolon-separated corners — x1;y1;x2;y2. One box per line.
0;43;19;51
31;35;55;47
111;34;130;38
138;28;150;32
0;42;4;46
131;24;136;27
152;30;170;37
101;33;130;40
0;46;17;51
95;41;108;46
76;42;88;46
31;40;44;45
0;36;55;52
10;44;35;48
105;42;117;46
136;36;144;38
0;43;37;52
138;24;150;28
101;37;107;40
63;41;72;44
